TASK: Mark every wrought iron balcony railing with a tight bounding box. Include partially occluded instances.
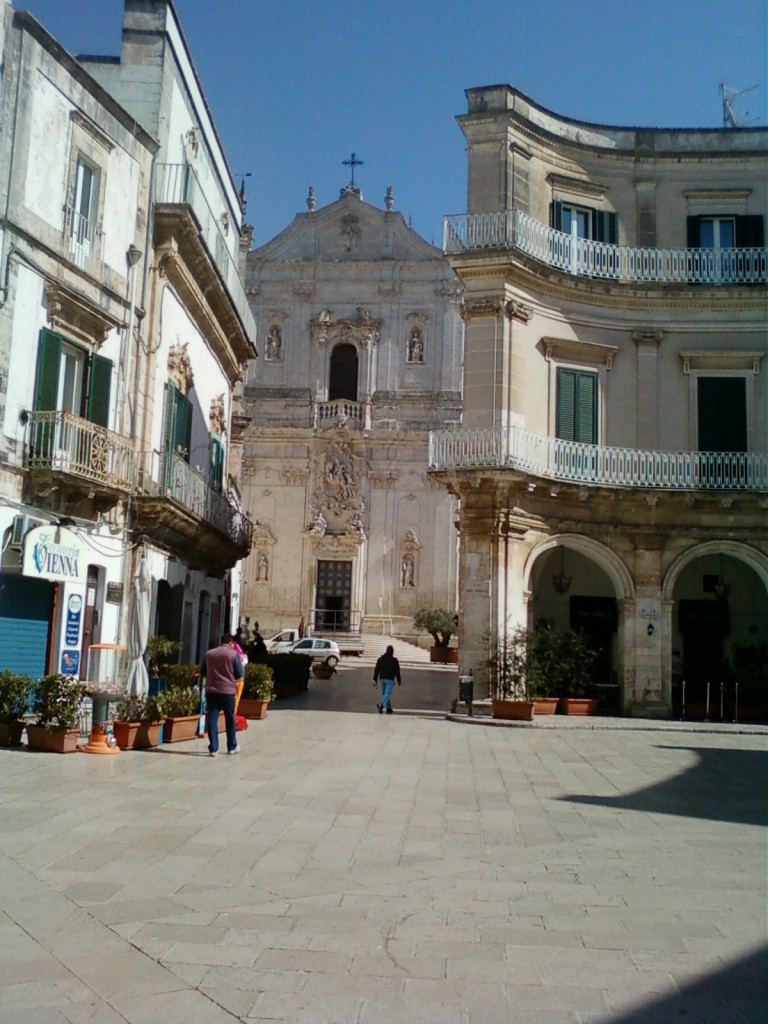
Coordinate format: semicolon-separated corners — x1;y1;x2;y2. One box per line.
64;204;104;274
444;210;768;285
428;426;768;492
145;450;253;549
24;410;135;491
154;162;256;339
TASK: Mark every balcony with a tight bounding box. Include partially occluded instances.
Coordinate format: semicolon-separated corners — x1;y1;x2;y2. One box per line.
64;204;103;276
154;163;256;346
428;427;768;492
444;210;768;286
23;410;135;511
313;399;369;430
132;451;253;573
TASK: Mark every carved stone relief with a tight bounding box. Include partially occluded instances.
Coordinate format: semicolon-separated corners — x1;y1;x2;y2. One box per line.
168;343;194;395
340;214;361;252
210;394;226;435
400;529;422;588
251;522;276;586
310;307;380;349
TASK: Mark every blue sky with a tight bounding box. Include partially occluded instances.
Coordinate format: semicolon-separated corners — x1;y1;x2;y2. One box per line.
18;0;767;248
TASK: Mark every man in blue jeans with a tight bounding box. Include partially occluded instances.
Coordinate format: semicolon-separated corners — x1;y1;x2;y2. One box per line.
201;634;244;756
373;644;401;714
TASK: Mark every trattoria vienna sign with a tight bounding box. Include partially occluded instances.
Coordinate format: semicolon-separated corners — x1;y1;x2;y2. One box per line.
22;525;87;584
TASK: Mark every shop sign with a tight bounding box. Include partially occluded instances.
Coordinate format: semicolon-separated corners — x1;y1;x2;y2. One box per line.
65;594;82;646
22;525;87;585
60;649;80;675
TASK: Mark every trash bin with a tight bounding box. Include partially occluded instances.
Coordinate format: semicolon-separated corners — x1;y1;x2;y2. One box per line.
459;673;474;716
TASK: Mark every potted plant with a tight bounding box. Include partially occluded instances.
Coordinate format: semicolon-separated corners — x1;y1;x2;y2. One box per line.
146;634;181;692
413;607;459;664
525;626;562;715
27;674;88;753
157;685;201;742
240;663;275;719
312;660;337;680
113;693;165;750
486;627;535;721
0;670;33;747
547;630;600;714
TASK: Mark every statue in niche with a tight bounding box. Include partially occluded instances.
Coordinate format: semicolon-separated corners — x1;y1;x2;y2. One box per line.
401;553;415;588
256;551;269;582
307;510;327;537
408;326;424;363
266;324;282;360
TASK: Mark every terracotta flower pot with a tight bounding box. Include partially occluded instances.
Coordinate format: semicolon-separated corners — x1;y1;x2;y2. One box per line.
113;721;163;750
492;699;535;721
558;697;598;716
430;646;458;664
239;698;269;720
26;724;80;753
163;714;201;742
0;721;25;747
533;697;558;715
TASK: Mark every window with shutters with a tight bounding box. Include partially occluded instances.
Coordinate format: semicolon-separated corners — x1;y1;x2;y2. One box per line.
162;382;193;462
210;436;224;493
696;377;747;453
34;328;112;428
556;367;598;444
551;200;618;243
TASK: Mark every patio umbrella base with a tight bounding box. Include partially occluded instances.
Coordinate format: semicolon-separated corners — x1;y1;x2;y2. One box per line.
79;722;120;755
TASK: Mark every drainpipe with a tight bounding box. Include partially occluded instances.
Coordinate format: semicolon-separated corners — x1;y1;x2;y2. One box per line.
117;244;143;436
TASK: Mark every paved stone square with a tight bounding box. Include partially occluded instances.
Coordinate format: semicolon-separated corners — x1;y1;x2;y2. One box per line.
0;670;765;1023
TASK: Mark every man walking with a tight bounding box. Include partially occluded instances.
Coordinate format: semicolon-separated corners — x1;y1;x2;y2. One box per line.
201;633;244;756
373;644;401;714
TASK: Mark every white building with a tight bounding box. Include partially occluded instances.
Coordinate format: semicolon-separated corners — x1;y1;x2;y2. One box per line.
431;86;767;716
239;184;463;643
0;0;255;681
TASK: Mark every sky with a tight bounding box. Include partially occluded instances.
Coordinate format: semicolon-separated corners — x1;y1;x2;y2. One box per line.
17;0;768;249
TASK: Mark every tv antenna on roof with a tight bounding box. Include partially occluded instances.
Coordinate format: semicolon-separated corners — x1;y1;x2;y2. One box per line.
720;83;758;128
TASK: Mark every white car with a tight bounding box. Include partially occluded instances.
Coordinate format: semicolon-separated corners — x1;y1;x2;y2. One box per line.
264;629;301;654
286;637;341;667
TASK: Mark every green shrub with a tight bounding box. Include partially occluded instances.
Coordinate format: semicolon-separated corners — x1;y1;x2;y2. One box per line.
147;635;181;676
265;653;311;698
114;692;165;723
164;663;199;689
485;626;601;699
0;670;33;723
32;674;88;729
243;663;275;700
156;686;199;717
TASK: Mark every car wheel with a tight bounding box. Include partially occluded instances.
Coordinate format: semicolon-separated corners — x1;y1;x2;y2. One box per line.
326;655;339;668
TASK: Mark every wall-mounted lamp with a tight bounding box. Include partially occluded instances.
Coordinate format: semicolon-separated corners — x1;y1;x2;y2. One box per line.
713;553;731;601
647;623;654;637
552;547;572;596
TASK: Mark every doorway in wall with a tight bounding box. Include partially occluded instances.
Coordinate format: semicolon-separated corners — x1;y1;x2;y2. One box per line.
315;560;351;632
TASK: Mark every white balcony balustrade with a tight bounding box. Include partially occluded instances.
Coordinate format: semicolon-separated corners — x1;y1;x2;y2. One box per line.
144;449;253;549
314;399;368;430
25;410;135;491
428;427;768;492
443;210;768;286
154;162;256;339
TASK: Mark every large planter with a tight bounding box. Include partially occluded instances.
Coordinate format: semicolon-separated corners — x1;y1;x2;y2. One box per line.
533;697;559;716
558;697;598;716
239;698;269;720
163;714;201;743
312;663;335;680
492;699;535;721
0;721;25;747
113;721;163;750
430;646;458;664
26;724;80;753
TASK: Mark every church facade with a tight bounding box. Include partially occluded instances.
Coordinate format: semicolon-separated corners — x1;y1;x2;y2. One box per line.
238;186;463;642
431;86;767;716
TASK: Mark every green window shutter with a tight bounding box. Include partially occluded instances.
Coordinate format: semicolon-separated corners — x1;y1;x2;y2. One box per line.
557;368;597;444
86;353;112;427
735;215;764;247
551;200;563;231
174;393;192;462
697;377;747;453
556;368;576;441
161;383;176;454
210;437;224;493
687;216;700;248
35;329;62;411
593;210;618;244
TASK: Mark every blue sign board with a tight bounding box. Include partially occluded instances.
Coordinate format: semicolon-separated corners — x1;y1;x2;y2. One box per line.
65;594;82;647
60;649;80;675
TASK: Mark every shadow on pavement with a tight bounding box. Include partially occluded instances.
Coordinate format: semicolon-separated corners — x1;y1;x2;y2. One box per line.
561;745;767;827
598;944;767;1024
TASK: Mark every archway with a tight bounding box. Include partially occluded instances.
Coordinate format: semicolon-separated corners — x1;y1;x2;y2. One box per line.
664;542;768;719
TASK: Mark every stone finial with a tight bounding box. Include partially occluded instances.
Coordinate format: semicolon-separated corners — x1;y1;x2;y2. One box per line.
385;186;395;211
306;186;316;212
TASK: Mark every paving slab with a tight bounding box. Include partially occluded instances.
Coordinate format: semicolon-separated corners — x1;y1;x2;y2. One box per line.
0;668;765;1023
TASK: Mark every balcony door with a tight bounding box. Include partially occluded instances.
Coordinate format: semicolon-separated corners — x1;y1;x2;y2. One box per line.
697;377;747;453
328;344;358;401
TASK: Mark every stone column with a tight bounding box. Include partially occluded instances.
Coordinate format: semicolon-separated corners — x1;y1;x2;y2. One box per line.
633;329;663;449
629;536;669;717
457;496;495;696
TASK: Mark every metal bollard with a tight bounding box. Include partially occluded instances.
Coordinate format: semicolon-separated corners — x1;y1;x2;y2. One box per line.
458;672;474;717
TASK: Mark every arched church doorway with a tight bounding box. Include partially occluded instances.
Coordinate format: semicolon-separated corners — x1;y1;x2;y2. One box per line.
671;551;767;720
529;544;620;710
329;343;358;401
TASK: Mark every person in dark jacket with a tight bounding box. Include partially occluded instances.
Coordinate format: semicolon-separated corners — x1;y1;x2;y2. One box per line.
201;634;244;756
373;645;401;714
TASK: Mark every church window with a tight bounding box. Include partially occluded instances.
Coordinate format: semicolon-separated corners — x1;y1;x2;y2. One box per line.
329;343;358;401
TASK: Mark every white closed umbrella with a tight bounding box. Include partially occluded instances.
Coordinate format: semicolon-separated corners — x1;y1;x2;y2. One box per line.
125;557;151;696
